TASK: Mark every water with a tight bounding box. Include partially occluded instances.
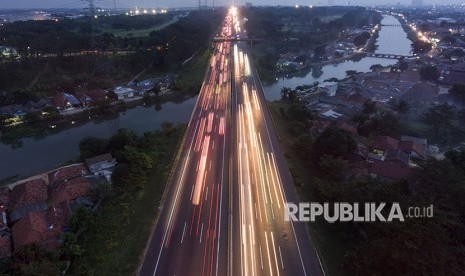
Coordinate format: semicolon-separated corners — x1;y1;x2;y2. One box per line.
263;15;412;101
0;97;197;180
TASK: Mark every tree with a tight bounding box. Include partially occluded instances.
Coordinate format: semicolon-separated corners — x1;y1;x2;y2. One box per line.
311;127;356;161
314;44;326;59
280;87;291;100
362;99;377;115
161;121;174;136
10;244;65;275
449;83;465;102
419;65;440;82
287;104;312;123
79;137;108;160
369;64;383;72
423;103;455;132
353;31;371;47
389;99;411;114
318;154;347;182
346;70;358;77
60;233;81;260
411;40;432;54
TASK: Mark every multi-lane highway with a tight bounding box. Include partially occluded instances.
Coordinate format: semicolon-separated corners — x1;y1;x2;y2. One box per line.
139;11;233;276
139;7;324;276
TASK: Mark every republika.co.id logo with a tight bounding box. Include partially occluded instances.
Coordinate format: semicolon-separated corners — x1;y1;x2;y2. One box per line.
284;202;434;223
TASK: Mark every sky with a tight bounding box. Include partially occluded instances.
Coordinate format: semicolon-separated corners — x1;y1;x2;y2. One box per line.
1;0;464;9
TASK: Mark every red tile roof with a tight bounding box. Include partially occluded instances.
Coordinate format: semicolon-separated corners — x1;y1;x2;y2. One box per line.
50;177;91;206
12;211;59;250
372;135;400;151
370;161;412;180
85;89;108;101
9;179;48;210
85;153;113;168
399;140;427;159
49;163;89;184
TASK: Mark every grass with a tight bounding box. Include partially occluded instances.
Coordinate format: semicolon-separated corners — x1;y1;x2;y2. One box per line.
267;101;350;276
70;126;186;275
106;17;180;38
178;49;212;91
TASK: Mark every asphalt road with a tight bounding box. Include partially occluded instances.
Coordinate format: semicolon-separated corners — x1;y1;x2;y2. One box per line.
139;7;324;276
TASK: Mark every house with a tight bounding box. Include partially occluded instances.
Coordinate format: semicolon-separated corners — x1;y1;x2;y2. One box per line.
114;86;135;100
369;135;400;161
400;135;428;160
75;92;93;107
9;179;48;222
52;92;81;110
9;179;48;211
50;177;91;206
48;163;89;184
85;89;108;102
85;153;117;179
402;82;439;103
12;211;60;250
372;135;400;152
385;149;410;165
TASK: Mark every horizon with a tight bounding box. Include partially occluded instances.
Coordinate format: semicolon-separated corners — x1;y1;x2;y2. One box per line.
1;0;465;10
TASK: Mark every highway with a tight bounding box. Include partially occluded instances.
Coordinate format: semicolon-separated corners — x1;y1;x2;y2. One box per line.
139;11;234;276
229;7;324;276
139;7;324;276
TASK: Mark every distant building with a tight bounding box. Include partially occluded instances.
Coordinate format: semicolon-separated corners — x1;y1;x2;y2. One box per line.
0;46;18;57
52;92;81;110
113;86;135;100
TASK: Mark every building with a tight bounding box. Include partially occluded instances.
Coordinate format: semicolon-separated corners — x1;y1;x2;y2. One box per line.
114;86;135;100
85;153;117;180
12;211;61;250
52;92;81;110
9;179;49;222
49;177;91;206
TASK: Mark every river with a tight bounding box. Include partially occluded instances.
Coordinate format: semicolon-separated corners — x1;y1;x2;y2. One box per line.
263;14;413;101
0;97;196;180
0;14;411;180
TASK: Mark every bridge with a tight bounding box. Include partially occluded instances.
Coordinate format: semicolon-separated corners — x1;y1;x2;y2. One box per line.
381;24;402;27
364;52;414;59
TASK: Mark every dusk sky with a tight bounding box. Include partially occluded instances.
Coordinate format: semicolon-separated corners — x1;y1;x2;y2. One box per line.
1;0;464;9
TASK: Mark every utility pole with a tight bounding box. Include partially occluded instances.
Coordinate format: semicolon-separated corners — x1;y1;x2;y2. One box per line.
82;0;96;17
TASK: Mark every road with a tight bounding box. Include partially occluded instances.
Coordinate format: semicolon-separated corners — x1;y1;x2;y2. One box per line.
229;7;324;276
138;12;234;276
139;7;324;276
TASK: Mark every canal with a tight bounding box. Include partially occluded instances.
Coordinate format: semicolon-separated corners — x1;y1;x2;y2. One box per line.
263;14;413;101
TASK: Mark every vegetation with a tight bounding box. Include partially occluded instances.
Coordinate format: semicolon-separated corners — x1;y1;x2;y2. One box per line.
0;10;223;102
0;126;185;274
268;99;465;275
